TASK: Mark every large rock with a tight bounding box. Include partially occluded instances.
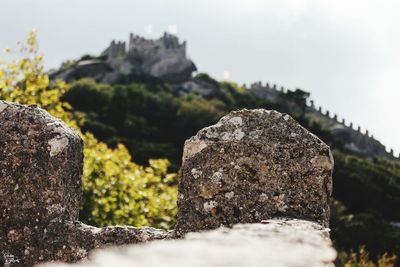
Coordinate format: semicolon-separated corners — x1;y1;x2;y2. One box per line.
149;57;197;84
0;101;83;226
175;109;333;235
40;219;337;267
0;101;169;266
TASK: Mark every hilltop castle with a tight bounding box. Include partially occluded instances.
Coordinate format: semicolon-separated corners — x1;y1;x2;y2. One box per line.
100;33;196;83
104;33;187;65
51;33;196;84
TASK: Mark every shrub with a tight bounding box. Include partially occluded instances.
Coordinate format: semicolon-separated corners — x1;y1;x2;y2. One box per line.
0;30;178;229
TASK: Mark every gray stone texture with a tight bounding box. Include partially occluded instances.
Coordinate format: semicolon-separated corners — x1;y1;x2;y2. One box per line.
39;219;336;267
175;109;333;235
0;104;335;266
0;101;169;266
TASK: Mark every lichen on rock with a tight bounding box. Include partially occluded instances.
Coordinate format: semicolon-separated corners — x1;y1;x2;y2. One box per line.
175;109;333;235
0;101;170;267
0;103;335;266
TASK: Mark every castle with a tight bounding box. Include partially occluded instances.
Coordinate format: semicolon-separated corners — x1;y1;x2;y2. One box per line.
103;33;187;64
101;33;196;83
245;81;399;160
51;33;196;84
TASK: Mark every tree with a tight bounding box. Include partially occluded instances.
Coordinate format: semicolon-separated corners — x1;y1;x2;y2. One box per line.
0;30;177;229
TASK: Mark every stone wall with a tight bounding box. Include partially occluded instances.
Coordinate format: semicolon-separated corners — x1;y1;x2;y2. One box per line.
41;219;336;267
0;101;336;266
244;81;399;160
0;101;169;267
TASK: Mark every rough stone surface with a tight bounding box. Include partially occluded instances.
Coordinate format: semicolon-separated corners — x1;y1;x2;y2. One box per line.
1;104;336;266
0;101;170;266
175;109;333;235
0;101;83;225
40;218;336;267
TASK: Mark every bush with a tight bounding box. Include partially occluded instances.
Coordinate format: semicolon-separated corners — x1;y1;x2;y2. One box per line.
0;31;178;229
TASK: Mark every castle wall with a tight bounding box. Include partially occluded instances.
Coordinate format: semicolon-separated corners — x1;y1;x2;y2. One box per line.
244;81;399;160
306;101;399;159
127;33;186;67
1;104;336;266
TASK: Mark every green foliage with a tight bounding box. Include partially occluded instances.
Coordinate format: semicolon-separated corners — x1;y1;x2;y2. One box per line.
0;31;178;229
331;206;400;260
80;54;97;61
63;80;210;167
332;150;400;221
62;77;282;168
81;135;177;228
336;246;397;267
329;151;400;261
59;59;78;72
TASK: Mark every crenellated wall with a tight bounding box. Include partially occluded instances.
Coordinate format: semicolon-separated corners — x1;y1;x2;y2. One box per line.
0;102;336;267
307;99;399;159
243;81;399;160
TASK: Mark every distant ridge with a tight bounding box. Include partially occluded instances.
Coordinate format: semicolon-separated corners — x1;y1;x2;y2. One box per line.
244;81;399;160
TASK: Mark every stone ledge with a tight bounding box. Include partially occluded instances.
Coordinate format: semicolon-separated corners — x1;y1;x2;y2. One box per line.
40;218;336;267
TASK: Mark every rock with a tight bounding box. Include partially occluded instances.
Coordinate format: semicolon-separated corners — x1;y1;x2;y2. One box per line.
149;57;197;84
0;101;83;226
175;109;333;235
39;218;337;267
1;103;335;266
0;101;170;266
50;60;114;83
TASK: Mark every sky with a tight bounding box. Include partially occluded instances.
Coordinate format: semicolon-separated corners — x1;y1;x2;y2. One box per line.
1;0;399;155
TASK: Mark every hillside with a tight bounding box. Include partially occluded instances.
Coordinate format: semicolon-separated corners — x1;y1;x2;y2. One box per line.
51;33;400;262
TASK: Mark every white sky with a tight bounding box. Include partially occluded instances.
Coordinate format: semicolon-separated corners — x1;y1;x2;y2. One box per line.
1;0;399;155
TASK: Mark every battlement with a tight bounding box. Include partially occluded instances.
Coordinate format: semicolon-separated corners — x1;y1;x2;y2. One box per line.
307;100;400;159
243;81;399;160
243;81;290;104
244;81;289;94
102;32;187;64
106;40;126;60
0;103;336;266
128;32;186;59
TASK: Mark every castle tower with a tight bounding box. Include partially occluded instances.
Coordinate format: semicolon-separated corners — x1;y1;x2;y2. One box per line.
107;40;126;63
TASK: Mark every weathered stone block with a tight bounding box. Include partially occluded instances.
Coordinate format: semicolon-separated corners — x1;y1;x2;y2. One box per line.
0;101;169;266
0;101;83;226
175;109;333;235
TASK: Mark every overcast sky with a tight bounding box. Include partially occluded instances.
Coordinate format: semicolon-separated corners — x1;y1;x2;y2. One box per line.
1;0;399;155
